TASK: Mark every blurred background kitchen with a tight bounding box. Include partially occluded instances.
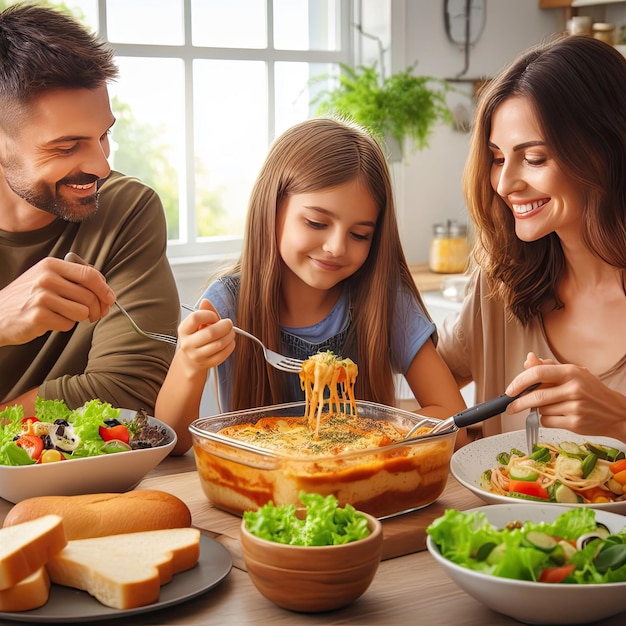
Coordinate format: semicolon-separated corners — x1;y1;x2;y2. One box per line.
14;0;626;410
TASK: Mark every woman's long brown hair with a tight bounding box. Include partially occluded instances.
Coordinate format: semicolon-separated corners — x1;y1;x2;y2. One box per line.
464;35;626;324
224;118;427;410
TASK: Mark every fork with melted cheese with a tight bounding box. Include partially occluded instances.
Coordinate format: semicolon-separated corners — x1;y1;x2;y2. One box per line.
299;351;358;438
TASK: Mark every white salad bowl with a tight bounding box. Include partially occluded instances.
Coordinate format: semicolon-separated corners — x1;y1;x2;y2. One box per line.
427;503;626;625
0;411;176;503
451;428;626;514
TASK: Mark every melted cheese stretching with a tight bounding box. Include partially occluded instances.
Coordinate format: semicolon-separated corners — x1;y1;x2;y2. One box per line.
298;352;358;437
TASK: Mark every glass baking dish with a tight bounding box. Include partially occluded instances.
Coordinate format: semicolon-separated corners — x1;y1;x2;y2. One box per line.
189;400;457;519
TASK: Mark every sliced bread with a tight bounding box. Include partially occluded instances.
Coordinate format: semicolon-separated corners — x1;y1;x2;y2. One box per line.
46;527;201;609
0;514;67;591
0;568;50;612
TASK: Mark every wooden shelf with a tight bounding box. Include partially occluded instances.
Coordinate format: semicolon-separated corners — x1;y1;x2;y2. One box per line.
540;0;624;6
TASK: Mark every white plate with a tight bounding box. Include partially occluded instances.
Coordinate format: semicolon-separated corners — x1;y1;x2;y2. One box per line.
0;411;176;503
0;534;231;623
450;428;626;514
427;503;626;625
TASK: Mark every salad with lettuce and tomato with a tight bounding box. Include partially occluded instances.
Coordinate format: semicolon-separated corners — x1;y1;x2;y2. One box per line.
427;507;626;584
0;398;167;466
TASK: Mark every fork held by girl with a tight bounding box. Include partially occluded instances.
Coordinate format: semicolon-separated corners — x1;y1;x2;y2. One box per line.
156;117;466;455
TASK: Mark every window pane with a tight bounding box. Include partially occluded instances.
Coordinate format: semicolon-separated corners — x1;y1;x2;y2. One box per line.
107;0;183;45
191;0;267;49
193;60;268;238
274;0;339;51
275;62;337;136
108;58;185;241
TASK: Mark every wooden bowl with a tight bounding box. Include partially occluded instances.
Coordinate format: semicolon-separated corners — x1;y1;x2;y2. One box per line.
240;512;383;612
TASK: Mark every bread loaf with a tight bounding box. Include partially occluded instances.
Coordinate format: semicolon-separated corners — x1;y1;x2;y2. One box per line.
0;568;50;612
3;490;191;540
0;514;67;591
46;527;201;609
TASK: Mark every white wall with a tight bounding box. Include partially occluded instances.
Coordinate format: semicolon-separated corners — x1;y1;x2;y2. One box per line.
387;0;561;264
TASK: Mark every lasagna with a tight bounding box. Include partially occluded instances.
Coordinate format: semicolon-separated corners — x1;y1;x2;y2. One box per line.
298;351;358;438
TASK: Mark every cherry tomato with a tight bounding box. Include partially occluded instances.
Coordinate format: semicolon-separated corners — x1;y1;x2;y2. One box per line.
38;449;66;464
14;434;44;461
98;423;130;444
539;564;575;583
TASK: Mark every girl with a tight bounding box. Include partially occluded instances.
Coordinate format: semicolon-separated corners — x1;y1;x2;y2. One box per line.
438;36;626;441
157;118;466;454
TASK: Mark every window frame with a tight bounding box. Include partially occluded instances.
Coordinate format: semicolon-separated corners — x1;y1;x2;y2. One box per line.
95;0;355;261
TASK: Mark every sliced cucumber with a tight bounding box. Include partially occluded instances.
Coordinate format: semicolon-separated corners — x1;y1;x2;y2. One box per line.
509;464;539;482
550;482;583;504
585;442;625;463
475;541;497;562
549;540;577;565
508;491;551;502
486;543;506;565
558;441;585;458
524;531;558;552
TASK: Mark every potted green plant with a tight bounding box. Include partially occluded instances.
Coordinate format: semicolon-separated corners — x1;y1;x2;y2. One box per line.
311;62;453;161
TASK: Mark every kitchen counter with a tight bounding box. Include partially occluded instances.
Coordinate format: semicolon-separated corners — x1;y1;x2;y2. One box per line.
409;262;459;292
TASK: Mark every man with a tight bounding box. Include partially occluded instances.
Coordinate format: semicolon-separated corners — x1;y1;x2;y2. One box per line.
0;4;179;414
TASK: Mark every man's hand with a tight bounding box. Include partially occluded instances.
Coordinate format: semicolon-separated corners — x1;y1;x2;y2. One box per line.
0;256;115;347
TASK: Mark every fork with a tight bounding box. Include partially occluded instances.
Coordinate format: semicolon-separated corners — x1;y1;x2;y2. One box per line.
113;301;178;345
181;304;303;373
64;252;178;346
526;408;540;455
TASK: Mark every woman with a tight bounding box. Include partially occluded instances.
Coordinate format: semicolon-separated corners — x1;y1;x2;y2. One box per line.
438;35;626;441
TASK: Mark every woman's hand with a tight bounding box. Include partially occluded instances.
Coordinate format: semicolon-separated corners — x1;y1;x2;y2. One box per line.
176;299;235;376
505;352;626;442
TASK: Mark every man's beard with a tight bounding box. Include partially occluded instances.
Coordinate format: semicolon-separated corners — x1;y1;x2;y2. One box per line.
2;163;100;222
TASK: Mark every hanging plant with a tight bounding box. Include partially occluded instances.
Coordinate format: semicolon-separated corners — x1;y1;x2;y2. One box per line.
311;62;453;160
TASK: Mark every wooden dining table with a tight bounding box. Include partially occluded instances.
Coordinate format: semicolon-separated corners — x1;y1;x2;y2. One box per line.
1;453;625;626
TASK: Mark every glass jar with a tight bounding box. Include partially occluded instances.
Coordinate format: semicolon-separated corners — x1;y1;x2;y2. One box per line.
429;220;469;274
592;23;616;45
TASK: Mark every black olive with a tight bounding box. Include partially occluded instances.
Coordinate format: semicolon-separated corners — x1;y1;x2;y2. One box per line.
53;418;69;426
41;434;53;449
576;533;603;550
104;418;122;427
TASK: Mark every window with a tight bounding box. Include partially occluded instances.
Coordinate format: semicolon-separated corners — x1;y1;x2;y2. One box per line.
46;0;353;260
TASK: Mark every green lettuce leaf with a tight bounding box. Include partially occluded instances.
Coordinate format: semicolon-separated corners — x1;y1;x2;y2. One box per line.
427;508;626;584
243;491;371;546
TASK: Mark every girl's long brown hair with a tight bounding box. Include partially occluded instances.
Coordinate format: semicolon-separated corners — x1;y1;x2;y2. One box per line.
464;36;626;325
225;117;427;410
